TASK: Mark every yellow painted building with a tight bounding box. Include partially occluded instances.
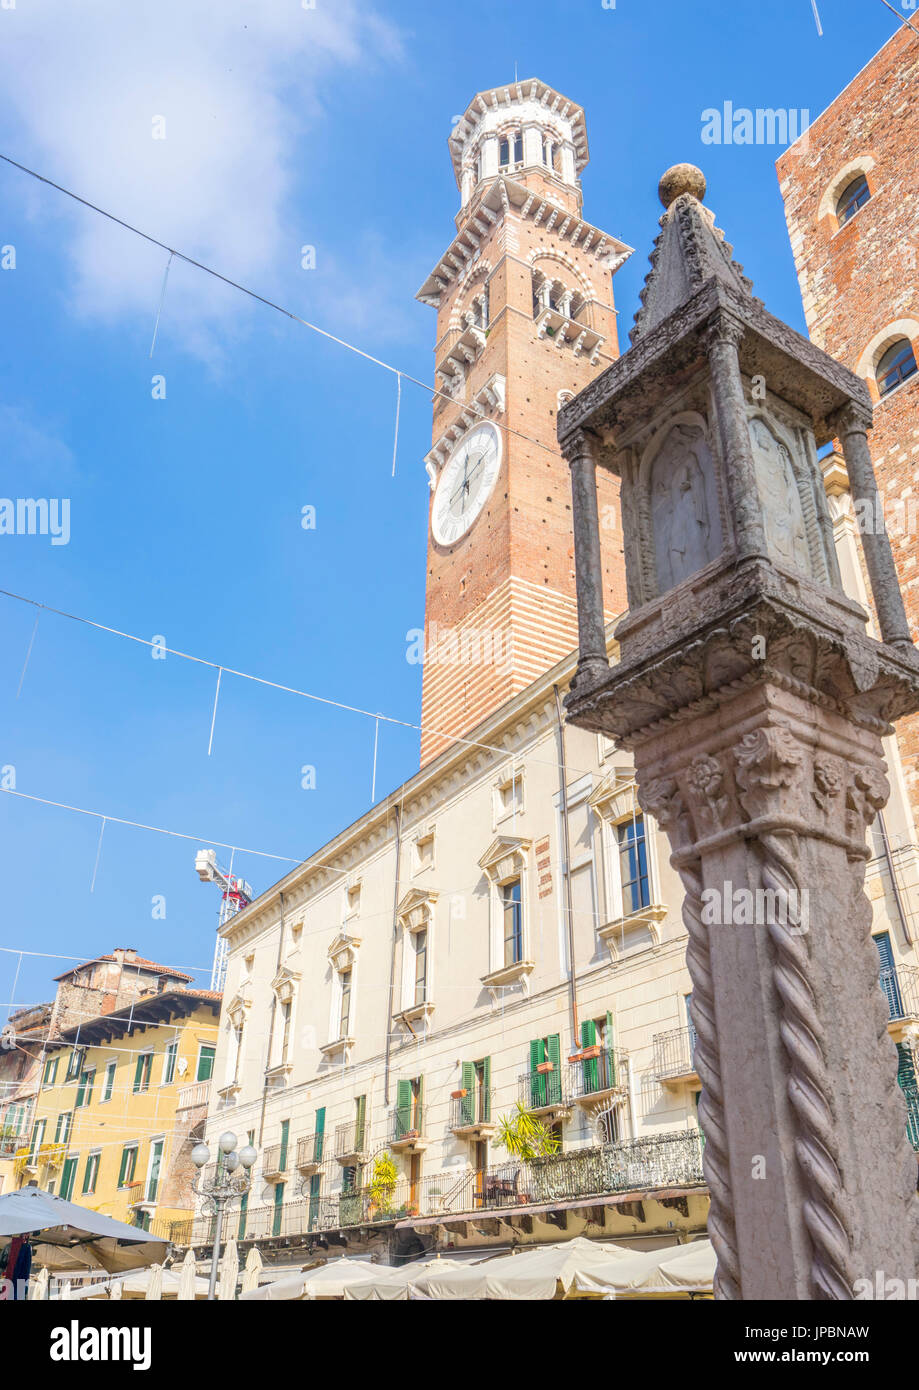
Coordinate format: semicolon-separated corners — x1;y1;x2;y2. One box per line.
16;987;220;1235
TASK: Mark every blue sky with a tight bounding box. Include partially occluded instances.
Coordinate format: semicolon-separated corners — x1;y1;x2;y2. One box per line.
0;0;905;1008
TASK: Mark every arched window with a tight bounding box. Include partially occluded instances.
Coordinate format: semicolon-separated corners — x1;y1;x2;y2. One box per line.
876;339;918;397
499;132;523;169
836;174;870;226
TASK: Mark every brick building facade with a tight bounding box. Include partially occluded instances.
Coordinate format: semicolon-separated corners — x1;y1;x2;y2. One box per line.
777;22;919;812
416;82;632;762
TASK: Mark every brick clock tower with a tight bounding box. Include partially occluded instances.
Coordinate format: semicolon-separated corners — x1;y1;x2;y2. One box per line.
416;80;632;763
777;24;919;811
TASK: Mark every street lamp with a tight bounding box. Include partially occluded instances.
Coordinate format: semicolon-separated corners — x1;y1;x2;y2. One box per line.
191;1132;258;1300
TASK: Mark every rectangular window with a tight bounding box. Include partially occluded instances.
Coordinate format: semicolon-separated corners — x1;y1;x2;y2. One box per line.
196;1045;216;1082
339;970;352;1038
60;1155;78;1202
502;879;523;966
146;1139;164;1203
118;1144;138;1188
513;133;523;164
280;1000;292;1064
43;1057;58;1087
272;1181;285;1237
75;1068;95;1109
54;1111;73;1146
133;1052;153;1094
29;1118;46;1161
65;1048;85;1083
162;1041;177;1085
499;137;509;166
102;1060;117;1103
618;815;650;915
413;929;428;1006
82;1151;101;1195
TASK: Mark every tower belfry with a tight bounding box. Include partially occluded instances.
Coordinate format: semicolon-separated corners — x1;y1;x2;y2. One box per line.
416;80;633;763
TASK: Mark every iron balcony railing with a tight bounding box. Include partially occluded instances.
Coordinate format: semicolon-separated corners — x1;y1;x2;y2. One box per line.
390;1105;424;1144
296;1132;326;1169
568;1048;629;1101
652;1026;698;1081
518;1066;567;1111
333;1121;368;1160
261;1143;288;1177
170;1129;706;1247
880;964;919;1022
450;1086;495;1130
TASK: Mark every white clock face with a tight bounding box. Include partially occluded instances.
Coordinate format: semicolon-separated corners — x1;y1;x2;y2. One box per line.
431;423;502;547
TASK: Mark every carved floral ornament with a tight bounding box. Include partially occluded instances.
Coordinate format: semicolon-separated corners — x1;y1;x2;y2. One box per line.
639;721;890;856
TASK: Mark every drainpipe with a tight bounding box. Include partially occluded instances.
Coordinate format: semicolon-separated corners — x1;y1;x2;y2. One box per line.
553;685;580;1049
383;804;403;1107
258;890;286;1147
877;810;913;946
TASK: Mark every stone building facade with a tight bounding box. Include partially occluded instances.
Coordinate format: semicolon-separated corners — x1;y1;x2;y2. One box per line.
776;22;919;815
190;82;919;1270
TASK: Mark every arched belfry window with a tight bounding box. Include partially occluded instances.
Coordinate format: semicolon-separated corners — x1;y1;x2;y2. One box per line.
877;339;918;397
836;174;870;226
499;132;523;169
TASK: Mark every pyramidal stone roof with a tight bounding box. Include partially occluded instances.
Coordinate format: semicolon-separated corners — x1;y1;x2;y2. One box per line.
630;170;758;346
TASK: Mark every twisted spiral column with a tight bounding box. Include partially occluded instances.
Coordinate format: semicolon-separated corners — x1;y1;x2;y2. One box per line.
677;856;742;1300
761;832;856;1300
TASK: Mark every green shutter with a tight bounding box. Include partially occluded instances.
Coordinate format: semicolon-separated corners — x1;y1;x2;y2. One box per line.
460;1062;475;1125
314;1107;326;1162
581;1019;599;1094
272;1182;285;1236
118;1146;129;1186
396;1080;412;1138
308;1173;321;1229
279;1119;290;1170
354;1094;366;1151
133;1055;145;1093
60;1157;77;1201
547;1034;562;1106
896;1043;919;1149
482;1056;492;1121
605;1010;617;1087
528;1038;545;1108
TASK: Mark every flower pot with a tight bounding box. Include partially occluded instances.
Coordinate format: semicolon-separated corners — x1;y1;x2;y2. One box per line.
450;1089;467;1099
535;1061;554;1074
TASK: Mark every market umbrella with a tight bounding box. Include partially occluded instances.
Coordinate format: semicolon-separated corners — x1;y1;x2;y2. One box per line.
412;1238;639;1301
571;1239;715;1298
0;1187;167;1274
239;1257;380;1302
145;1263;164;1301
218;1238;238;1301
70;1267;212;1300
59;1281;72;1301
177;1248;198;1302
344;1256;472;1302
240;1245;262;1295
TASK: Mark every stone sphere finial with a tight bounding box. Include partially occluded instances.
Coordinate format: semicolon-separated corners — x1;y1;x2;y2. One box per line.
658;164;706;209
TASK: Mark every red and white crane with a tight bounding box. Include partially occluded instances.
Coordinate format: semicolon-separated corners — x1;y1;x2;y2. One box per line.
195;849;253;992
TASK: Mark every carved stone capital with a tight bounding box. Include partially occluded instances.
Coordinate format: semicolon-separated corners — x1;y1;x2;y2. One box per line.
827;399;873;439
732;721;807;820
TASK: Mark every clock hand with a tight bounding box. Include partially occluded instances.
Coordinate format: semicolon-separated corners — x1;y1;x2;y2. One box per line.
449;455;471;507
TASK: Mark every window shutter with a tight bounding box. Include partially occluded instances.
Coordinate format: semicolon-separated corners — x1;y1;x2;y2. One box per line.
315;1106;326;1163
118;1146;128;1186
547;1034;562;1105
482;1057;492;1121
133;1055;145;1093
605;1011;617;1086
581;1019;599;1093
896;1043;919;1149
528;1038;544;1108
396;1080;411;1137
355;1094;366;1150
460;1062;475;1126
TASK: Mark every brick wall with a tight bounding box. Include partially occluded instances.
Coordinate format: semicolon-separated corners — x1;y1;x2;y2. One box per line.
776;23;919;816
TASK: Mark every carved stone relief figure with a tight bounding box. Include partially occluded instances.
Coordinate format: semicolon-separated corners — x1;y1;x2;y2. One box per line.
650;422;724;594
748;418;811;576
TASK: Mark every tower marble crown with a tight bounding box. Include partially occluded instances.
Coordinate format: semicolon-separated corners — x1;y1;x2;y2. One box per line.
415;79;633;763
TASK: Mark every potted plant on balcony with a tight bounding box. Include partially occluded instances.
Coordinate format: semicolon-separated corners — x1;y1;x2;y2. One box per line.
494;1102;560;1161
368;1151;398;1220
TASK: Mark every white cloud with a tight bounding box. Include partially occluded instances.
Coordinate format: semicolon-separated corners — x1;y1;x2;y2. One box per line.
0;0;402;357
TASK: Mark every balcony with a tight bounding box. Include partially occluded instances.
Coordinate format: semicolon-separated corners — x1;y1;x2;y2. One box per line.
0;1130;29;1161
295;1133;326;1174
568;1048;630;1108
450;1087;496;1137
333;1122;369;1165
169;1129;706;1247
534;307;604;363
261;1144;288;1181
389;1105;426;1153
881;964;919;1039
652;1027;700;1087
517;1066;569;1119
176;1081;209;1111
